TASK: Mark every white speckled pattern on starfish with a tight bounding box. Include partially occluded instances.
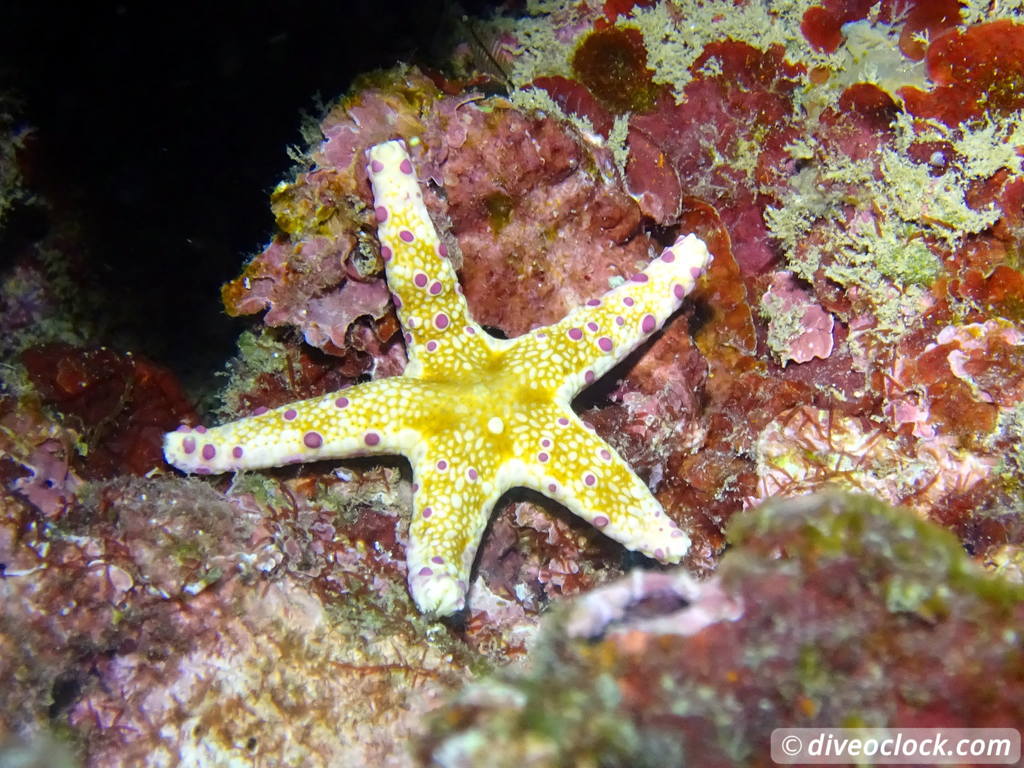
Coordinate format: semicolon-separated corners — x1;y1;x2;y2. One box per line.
164;139;713;616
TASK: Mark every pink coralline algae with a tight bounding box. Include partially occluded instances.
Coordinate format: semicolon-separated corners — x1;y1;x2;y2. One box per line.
760;271;835;365
627;40;804;273
886;319;1024;440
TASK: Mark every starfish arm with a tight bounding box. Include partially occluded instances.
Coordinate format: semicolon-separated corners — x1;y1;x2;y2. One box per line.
406;437;504;616
508;233;711;400
366;140;490;379
163;377;430;474
506;404;690;563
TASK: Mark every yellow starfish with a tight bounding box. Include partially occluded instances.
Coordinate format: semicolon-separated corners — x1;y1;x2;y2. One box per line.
164;140;712;616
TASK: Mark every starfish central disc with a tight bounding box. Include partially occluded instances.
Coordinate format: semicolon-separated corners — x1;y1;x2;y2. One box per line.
164;139;713;616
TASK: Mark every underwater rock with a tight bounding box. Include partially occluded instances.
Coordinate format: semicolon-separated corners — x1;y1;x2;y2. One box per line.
420;493;1024;767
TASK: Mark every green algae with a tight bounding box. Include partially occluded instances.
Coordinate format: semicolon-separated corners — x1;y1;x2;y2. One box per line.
484;191;515;234
214;328;293;420
727;492;1024;611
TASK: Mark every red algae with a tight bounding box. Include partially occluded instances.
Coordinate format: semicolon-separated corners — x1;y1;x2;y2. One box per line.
903;19;1024;125
897;0;961;60
21;343;196;478
571;26;663;114
800;0;959;56
629;40;803;274
531;74;615;136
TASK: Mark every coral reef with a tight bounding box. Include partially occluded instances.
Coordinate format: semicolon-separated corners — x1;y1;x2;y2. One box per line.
5;0;1024;763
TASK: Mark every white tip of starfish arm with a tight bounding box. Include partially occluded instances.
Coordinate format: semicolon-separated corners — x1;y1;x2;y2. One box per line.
586;490;691;565
408;570;467;617
647;232;713;295
625;508;692;564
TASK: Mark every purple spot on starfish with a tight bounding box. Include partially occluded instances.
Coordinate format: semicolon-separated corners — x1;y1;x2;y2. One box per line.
437;459;448;471
616;316;625;326
593;515;609;528
558;417;569;426
568;327;583;341
584;473;596;486
422;506;432;519
202;444;216;461
467;468;478;480
587;321;599;332
654;548;665;560
232;446;243;459
690;265;703;279
661;249;675;262
597;336;613;352
541;438;551;448
195;425;208;434
375;206;387;222
335;396;349;408
182;437;196;454
414;272;428;287
419;566;433;576
587;298;601;307
674;284;685;299
196;467;211;475
253;406;269;416
381;245;392;262
400;158;414;174
432;555;444;564
600;449;612;460
641;314;656;333
400;230;414;243
585;370;595;384
439;243;448;257
623;296;635;307
631;273;648;283
465;326;475;335
392;292;403;309
370;159;384;173
429;281;442;295
426;340;438;352
364;432;381;446
284;409;297;421
434;313;449;330
548;483;558;493
304;432;323;449
538;452;549;463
